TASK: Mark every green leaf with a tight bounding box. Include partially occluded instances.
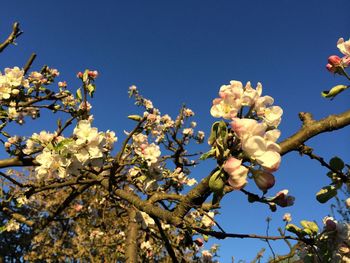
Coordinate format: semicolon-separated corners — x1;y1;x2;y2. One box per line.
316;185;337;203
0;225;6;233
54;138;74;152
208;121;227;146
208;170;225;194
208;122;220;146
83;70;89;82
1;131;10;138
86;84;95;97
321;84;348;99
329;156;344;171
285;224;302;235
76;88;82;102
300;220;319;234
301;228;313;236
200;148;216;160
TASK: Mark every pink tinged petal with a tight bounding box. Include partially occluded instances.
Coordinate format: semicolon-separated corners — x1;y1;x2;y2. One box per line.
231;118;258;138
242;135;267;157
223;157;242;174
326;63;335;73
337;38;350;56
227;166;249;190
228;176;247;190
256;151;281;172
266;141;281;153
229;164;248;179
212;98;222;105
265;129;281;142
342;56;350;67
210;104;223;118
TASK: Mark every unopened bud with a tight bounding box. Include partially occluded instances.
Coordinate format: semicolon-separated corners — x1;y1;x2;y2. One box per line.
252;170;275;192
128;115;142;121
194;238;204;247
88;70;98;79
328;55;342;66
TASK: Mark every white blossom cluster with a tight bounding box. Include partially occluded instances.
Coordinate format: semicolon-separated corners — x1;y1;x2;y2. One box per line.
0;67;29;100
132;133;161;166
23;120;117;178
211;81;282;190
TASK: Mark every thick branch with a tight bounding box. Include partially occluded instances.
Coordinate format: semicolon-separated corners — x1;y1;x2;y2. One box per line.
0;157;35;168
125;208;139;263
88;174;183;226
279;109;350;155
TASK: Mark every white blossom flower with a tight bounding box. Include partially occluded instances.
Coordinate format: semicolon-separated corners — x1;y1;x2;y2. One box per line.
142;143;161;166
183;128;194;136
337;38;350;56
202;212;215;227
4;67;29;88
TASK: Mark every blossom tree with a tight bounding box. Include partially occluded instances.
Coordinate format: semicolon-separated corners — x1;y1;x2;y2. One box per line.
0;22;350;262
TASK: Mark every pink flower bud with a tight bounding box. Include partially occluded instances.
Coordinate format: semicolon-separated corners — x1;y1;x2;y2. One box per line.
194;238;204;247
328;55;342;66
253;170;275;192
326;63;335;73
77;72;83;78
88;70;98;79
58;81;67;88
272;189;295;207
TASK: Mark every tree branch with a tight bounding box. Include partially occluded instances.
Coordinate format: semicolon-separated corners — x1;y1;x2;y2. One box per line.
153;217;179;263
0;157;35;169
279;109;350;155
0;22;22;53
125;208;139;263
193;227;300;242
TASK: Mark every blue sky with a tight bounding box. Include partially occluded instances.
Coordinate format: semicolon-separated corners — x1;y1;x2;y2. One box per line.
1;0;350;261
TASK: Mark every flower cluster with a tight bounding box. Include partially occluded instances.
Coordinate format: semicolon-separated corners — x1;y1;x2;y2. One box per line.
0;67;29;100
327;38;350;74
132;133;161;166
24;120;117;178
211;80;282;191
211;81;282;127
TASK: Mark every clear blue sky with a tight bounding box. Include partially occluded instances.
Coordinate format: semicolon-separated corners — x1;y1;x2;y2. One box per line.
1;0;350;261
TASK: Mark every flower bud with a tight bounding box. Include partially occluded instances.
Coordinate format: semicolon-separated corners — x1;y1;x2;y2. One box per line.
283;213;292;222
77;72;83;78
194;238;204;247
252;170;275;192
88;70;98;79
272;189;295;207
326;63;335;73
328;55;342;66
323;216;337;231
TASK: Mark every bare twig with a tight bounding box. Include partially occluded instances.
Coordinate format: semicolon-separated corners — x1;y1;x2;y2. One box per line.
0;22;22;53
